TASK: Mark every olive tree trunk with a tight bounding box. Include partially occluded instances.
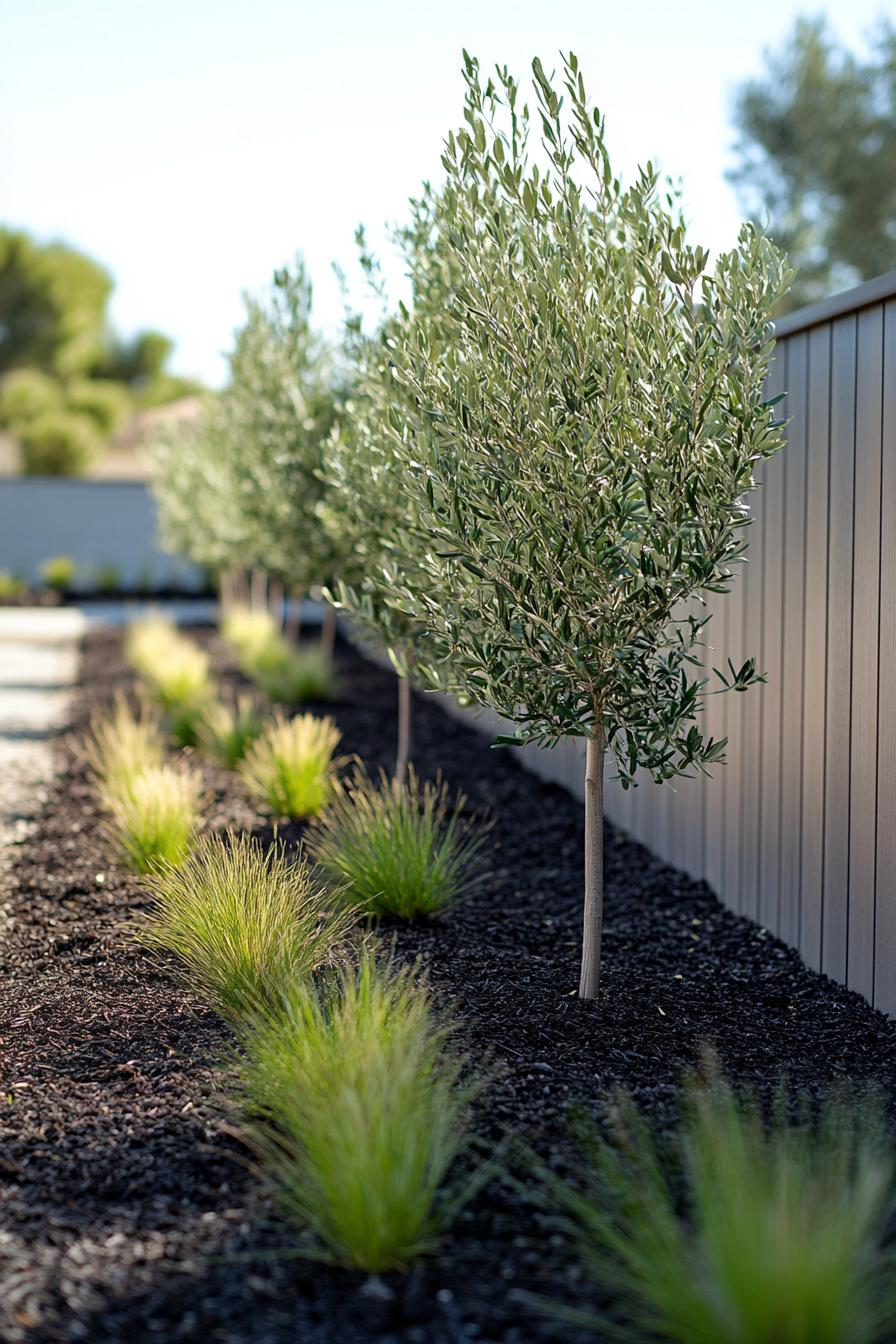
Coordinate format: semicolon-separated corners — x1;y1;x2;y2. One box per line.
267;578;284;630
394;676;412;781
578;723;605;1000
250;569;267;611
319;603;337;662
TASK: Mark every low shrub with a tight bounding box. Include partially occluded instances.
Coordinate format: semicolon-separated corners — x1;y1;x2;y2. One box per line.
238;952;477;1271
0;571;27;599
306;768;487;919
87;694;165;804
241;712;340;818
92;563;122;595
199;694;266;768
0;368;62;429
251;642;334;705
40;554;76;592
18;410;101;475
142;832;354;1021
105;764;202;873
548;1064;896;1344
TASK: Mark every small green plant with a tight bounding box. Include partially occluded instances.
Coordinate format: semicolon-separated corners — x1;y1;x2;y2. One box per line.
93;563;121;595
251;641;334;705
87;694;165;804
142;832;354;1021
548;1065;896;1344
40;555;76;593
18;410;101;475
199;694;266;768
306;768;486;919
125;613;181;677
238;951;477;1271
241;712;340;818
105;764;202;873
129;624;215;747
221;604;279;665
0;571;27;600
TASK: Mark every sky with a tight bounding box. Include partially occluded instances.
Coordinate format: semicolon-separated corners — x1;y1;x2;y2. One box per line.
1;0;887;386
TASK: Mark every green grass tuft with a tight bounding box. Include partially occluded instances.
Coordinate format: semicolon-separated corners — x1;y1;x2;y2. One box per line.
250;641;334;705
306;768;487;919
87;694;166;805
238;951;478;1272
221;604;279;665
125;615;215;746
199;694;266;768
142;832;354;1021
241;712;340;818
105;764;202;873
548;1062;896;1344
40;554;76;592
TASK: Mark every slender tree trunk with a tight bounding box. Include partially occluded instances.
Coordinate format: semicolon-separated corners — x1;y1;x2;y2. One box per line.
578;723;605;1000
285;588;301;642
394;673;413;781
235;569;249;605
268;578;284;630
319;602;337;662
219;570;235;614
250;569;267;611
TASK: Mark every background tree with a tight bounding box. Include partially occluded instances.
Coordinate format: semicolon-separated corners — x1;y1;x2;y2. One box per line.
378;53;789;998
0;227;199;473
729;16;896;310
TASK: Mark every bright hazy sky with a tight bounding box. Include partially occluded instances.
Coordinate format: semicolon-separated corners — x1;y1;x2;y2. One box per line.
1;0;886;385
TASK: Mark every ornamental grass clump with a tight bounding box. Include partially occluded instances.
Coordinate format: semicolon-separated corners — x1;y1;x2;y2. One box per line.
241;712;340;818
374;53;790;996
142;832;354;1021
238;952;477;1272
249;640;334;705
306;768;486;919
105;764;202;874
221;604;279;666
199;694;265;768
124;612;181;678
550;1068;896;1344
87;694;165;805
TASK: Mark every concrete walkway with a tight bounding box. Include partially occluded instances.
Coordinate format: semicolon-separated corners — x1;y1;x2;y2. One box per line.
0;609;87;905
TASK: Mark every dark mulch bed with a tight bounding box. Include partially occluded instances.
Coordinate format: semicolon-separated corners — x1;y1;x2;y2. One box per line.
3;626;896;1343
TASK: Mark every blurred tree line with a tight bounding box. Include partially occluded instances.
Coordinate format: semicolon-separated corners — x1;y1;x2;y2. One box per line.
0;228;199;474
730;16;896;312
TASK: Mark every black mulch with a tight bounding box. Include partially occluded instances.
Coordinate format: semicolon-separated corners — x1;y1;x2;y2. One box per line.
3;626;896;1344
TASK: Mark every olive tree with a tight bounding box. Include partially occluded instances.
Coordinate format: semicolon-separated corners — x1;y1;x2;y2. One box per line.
220;260;346;648
324;216;459;776
380;54;790;997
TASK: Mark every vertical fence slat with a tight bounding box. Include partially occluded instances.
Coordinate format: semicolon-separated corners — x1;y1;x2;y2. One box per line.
721;561;747;913
758;349;787;931
779;333;809;944
822;314;858;983
874;299;896;1013
740;451;767;924
704;588;729;897
847;306;884;999
800;324;832;971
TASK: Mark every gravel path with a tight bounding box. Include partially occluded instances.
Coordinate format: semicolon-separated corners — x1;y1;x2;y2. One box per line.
0;610;85;902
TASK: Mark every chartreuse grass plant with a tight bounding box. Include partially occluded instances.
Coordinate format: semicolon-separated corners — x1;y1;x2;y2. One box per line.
241;712;339;818
87;694;165;805
306;768;487;919
549;1066;896;1344
105;764;202;874
142;832;354;1021
221;604;279;667
238;951;478;1272
125;614;215;747
199;694;265;768
249;638;334;705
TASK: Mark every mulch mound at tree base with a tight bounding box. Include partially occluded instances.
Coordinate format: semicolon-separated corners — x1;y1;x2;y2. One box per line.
3;627;895;1344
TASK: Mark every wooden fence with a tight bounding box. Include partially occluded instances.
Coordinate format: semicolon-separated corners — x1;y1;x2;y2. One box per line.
454;270;896;1015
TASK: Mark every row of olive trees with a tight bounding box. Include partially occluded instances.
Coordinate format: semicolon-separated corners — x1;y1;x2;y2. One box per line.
151;52;789;999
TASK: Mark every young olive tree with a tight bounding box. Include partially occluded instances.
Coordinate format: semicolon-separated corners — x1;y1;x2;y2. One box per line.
222;260;347;652
381;54;790;997
324;212;460;777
